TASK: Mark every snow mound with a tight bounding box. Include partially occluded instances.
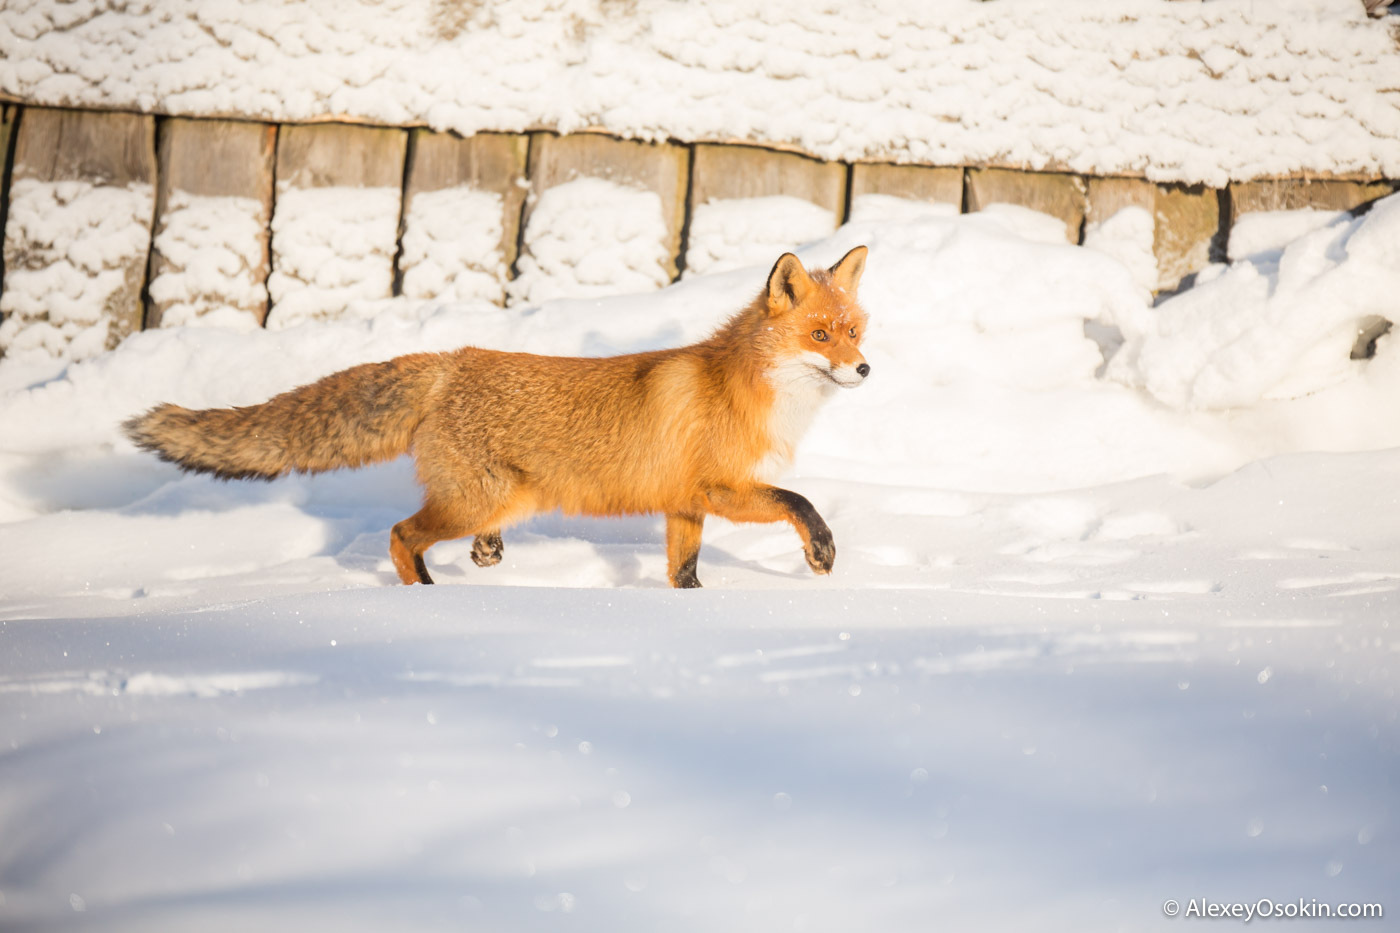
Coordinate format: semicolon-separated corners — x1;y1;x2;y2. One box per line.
266;186;400;330
1109;193;1400;409
849;194;958;226
1084;206;1157;299
4;197;1399;507
0;179;153;361
685;196;837;278
1227;207;1348;262
400;186;507;305
149;191;269;330
508;177;671;306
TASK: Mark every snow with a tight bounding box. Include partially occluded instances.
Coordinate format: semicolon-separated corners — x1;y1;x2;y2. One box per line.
1227;207;1350;262
1109;194;1400;409
508;177;670;306
399;186;507;305
1083;206;1158;298
1;198;1398;930
265;186;401;330
684;196;837;278
0;178;153;361
148;191;269;330
2;1;1398;185
849;194;959;226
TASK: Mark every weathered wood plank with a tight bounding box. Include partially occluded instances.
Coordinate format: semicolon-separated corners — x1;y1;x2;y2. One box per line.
690;144;846;213
0;107;155;359
399;130;528;305
520;133;689;287
507;132;689;304
146;118;276;328
265;123;407;329
966;168;1087;243
0;104;13;178
1224;178;1398;264
1154;183;1221;290
850;163;962;210
1228;178;1395;215
0;104;15;297
275;122;407;190
684;144;847;276
1085;176;1220;293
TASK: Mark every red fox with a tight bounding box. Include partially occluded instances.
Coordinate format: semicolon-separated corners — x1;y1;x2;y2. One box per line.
124;247;871;588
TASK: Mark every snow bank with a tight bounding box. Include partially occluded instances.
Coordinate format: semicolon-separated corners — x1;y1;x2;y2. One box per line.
399;187;506;305
2;0;1397;185
1227;207;1348;262
0;178;152;361
509;178;670;306
149;191;268;329
4;196;1399;508
685;196;837;278
849;194;958;226
1110;193;1400;409
265;186;400;329
1084;206;1157;298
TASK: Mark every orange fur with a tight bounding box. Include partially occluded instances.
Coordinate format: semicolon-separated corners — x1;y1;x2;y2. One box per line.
125;247;872;587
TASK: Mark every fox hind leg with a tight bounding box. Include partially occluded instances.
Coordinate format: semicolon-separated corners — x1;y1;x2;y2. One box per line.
471;531;504;568
390;489;516;586
390;506;458;585
666;513;705;588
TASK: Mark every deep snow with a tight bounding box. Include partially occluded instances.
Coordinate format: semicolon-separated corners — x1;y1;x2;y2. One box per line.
0;200;1397;930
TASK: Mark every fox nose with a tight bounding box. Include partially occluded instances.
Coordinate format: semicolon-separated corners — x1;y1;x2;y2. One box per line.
856;363;870;378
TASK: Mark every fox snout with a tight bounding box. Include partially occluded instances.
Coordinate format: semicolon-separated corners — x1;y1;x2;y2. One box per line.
827;359;870;388
823;344;870;387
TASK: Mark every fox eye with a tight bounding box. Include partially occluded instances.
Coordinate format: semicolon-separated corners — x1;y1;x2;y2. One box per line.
811;329;829;342
848;327;858;338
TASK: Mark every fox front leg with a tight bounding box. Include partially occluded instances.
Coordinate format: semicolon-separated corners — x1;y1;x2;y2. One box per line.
704;485;835;576
768;487;835;574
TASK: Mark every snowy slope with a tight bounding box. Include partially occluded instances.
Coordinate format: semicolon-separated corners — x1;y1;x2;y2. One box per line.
3;0;1399;185
0;202;1397;930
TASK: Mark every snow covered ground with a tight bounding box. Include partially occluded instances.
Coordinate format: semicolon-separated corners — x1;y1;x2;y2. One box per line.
1;200;1397;930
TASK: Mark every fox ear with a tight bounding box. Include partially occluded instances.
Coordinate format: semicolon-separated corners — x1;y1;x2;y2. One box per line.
765;253;814;315
828;245;868;293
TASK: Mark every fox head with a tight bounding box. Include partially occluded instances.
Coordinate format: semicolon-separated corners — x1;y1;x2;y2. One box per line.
763;246;870;388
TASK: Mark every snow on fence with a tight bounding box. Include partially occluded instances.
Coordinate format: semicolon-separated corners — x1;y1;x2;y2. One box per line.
0;105;1395;362
147;119;275;330
3;0;1399;185
1;0;1399;361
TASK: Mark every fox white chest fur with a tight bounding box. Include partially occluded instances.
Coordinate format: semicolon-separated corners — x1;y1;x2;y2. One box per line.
753;351;839;482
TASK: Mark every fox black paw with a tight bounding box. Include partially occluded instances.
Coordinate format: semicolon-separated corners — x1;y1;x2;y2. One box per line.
805;533;836;575
471;533;503;568
673;571;703;589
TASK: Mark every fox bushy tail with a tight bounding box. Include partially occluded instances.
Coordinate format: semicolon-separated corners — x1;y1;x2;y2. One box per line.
123;353;445;481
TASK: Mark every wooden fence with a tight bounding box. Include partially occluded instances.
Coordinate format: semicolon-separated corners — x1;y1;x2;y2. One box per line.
0;105;1395;359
